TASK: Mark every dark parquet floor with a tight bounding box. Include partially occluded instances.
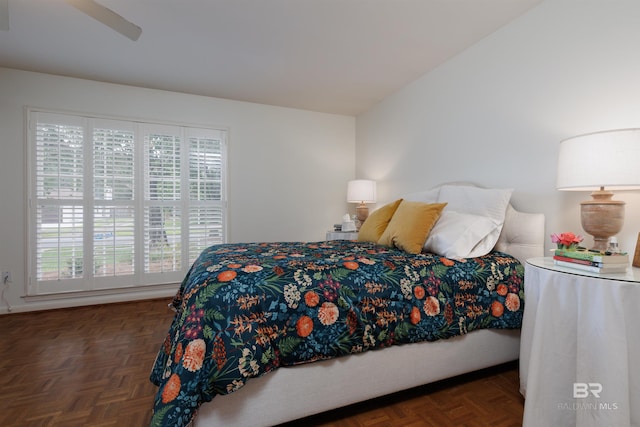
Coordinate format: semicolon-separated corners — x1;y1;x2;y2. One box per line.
0;298;524;426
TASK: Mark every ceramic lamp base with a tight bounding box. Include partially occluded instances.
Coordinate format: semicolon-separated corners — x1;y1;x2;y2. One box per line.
355;204;369;230
580;189;624;252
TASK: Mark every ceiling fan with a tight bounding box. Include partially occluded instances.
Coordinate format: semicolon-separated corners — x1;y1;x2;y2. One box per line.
0;0;142;41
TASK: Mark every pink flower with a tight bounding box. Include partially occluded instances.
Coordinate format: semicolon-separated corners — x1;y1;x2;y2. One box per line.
551;232;583;247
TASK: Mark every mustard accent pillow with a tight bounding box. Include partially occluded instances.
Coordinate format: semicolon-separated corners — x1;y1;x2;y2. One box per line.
358;199;403;243
378;201;447;254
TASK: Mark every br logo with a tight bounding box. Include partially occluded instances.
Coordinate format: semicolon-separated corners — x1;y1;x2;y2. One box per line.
573;383;602;398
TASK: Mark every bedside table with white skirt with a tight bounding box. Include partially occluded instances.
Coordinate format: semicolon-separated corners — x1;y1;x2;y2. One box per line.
520;257;640;427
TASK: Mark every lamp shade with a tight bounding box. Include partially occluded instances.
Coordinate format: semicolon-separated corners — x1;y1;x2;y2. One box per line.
347;180;377;203
557;129;640;191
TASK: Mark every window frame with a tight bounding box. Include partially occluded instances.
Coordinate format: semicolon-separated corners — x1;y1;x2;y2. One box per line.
26;108;228;297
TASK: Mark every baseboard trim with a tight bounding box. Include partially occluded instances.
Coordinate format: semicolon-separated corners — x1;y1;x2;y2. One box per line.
1;285;178;314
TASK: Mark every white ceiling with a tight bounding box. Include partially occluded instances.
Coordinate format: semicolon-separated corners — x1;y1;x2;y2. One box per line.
0;0;541;116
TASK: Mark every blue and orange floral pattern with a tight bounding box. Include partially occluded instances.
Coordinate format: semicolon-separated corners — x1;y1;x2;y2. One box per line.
149;240;524;426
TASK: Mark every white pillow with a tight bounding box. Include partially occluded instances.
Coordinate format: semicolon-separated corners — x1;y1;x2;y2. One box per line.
424;211;497;259
425;185;513;259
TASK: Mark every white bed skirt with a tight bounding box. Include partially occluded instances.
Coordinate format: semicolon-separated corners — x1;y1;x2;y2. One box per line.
195;328;520;427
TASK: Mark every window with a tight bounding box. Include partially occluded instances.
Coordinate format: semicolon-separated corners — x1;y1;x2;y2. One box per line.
28;110;227;296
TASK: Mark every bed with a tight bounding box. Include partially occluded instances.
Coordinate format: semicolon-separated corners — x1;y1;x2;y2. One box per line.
149;184;545;427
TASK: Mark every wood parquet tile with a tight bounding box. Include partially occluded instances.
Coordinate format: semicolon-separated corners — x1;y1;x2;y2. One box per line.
0;299;173;427
0;299;524;426
280;361;524;427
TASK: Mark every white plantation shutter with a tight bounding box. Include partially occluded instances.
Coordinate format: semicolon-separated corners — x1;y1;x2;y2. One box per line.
28;109;227;296
36;205;84;282
143;125;183;275
144;206;181;274
34;114;85;291
189;133;223;201
187;129;225;264
93;120;136;280
93;206;135;277
188;207;224;263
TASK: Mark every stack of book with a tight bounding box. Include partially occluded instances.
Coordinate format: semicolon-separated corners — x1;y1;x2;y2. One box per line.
553;248;629;273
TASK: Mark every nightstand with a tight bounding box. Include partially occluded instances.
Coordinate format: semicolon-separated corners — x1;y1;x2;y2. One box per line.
326;231;359;241
520;257;640;427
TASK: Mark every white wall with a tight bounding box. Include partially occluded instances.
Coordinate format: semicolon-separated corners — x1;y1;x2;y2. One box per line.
0;68;355;313
356;0;640;256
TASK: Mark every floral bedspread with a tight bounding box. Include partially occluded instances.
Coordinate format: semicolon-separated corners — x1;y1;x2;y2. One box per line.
149;240;524;426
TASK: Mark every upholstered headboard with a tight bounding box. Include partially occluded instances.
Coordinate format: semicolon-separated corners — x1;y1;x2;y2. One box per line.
495;204;545;265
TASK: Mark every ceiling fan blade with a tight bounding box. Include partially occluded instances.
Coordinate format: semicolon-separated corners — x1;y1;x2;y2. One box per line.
0;0;9;31
65;0;141;41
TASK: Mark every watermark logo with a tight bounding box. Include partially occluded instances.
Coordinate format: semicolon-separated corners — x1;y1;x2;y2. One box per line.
557;383;619;412
573;382;602;398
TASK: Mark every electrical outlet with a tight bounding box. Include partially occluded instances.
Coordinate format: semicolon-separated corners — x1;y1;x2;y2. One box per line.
2;271;10;284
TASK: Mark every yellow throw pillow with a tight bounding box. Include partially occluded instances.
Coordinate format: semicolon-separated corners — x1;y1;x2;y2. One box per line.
378;201;447;254
358;199;403;242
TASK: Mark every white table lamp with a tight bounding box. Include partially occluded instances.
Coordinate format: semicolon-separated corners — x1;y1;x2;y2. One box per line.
347;179;377;226
557;129;640;251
